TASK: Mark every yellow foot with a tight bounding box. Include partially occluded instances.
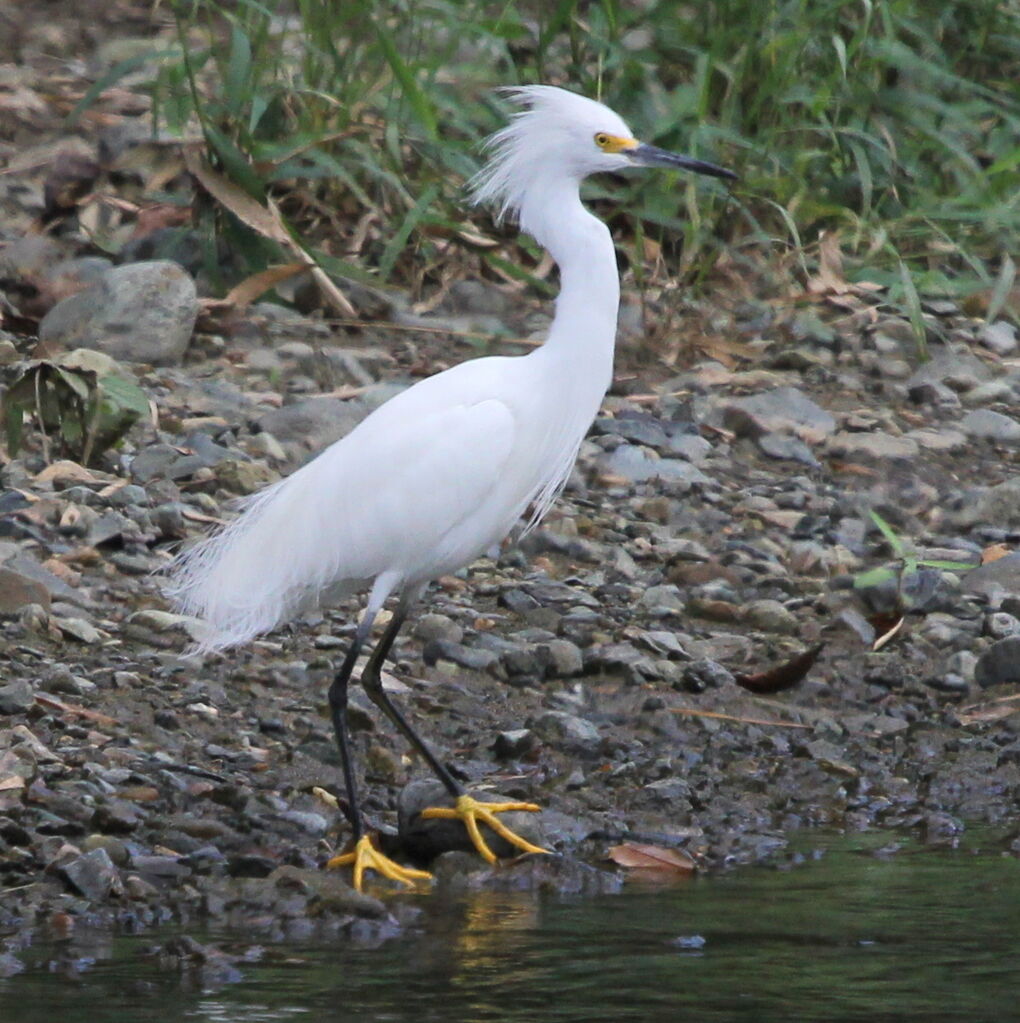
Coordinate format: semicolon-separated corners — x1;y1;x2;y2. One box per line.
420;793;550;864
326;834;432;892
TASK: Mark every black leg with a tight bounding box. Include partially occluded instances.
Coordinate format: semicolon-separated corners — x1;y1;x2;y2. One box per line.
360;608;464;798
327;616;373;841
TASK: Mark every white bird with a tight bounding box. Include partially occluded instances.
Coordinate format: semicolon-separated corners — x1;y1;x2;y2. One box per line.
167;85;735;890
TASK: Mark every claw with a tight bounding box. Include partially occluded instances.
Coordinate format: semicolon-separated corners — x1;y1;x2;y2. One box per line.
420;793;550;864
327;834;432;891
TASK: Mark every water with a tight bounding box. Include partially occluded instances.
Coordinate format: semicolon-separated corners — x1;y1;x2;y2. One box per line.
3;836;1018;1023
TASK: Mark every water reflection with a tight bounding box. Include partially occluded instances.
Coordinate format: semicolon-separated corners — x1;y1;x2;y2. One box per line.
2;835;1018;1023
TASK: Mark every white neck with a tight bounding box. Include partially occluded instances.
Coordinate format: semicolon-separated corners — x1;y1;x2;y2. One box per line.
518;178;619;389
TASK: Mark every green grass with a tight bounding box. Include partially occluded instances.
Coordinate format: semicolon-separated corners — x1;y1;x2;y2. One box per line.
114;0;1020;314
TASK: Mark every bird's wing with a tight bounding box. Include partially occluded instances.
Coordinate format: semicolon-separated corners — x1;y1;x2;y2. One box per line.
320;395;518;574
168;394;519;649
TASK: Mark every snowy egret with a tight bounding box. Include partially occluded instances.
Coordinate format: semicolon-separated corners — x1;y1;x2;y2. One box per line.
168;85;735;890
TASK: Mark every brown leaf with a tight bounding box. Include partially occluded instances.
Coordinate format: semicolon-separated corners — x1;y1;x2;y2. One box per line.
222;262;308;311
608;842;697;873
183;146;291;244
183;147;355;317
734;642;825;694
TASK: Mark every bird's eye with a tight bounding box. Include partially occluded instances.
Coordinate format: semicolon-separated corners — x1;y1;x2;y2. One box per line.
594;132;611;149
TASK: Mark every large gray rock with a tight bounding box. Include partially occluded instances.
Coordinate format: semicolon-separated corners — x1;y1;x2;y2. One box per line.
721;386;836;440
257;396;369;450
38;260;197;365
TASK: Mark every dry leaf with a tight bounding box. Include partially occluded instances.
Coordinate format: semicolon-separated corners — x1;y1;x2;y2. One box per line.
735;642;825;694
608;842;696;873
873;616;904;651
223;262;308;309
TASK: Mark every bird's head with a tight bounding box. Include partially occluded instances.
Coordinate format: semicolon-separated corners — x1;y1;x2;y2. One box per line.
470;85;736;223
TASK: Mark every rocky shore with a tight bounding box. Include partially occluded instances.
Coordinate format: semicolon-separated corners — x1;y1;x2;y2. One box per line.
2;9;1020;965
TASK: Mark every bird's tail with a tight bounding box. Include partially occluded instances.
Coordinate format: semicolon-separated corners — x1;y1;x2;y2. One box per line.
165;474;321;652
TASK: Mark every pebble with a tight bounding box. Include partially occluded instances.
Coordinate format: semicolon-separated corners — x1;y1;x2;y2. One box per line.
977;320;1017;356
0;680;35;715
974;637;1020;688
959;409;1020;445
721;386;836;440
531;711;601;752
680;660;735;692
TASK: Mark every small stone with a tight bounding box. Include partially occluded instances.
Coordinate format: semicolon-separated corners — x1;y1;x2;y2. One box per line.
828;431;919;460
413;613;464;645
531;710;601;752
977;320;1017;356
744;599;799;634
216;458;277;494
974;637;1020;688
986;612;1020;639
960;409;1020;445
422;640;500;673
722;387;836;440
0;567;52;614
679;659;735;692
537;639;584;678
59;847;123;901
0;680;35;715
54;616;103;644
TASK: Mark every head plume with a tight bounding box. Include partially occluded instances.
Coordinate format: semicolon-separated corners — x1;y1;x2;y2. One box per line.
468;86;633;224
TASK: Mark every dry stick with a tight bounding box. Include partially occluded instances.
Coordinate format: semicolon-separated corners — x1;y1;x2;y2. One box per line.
671;706;811;729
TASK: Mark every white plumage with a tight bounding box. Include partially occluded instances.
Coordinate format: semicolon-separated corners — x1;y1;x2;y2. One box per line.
164;85;735;890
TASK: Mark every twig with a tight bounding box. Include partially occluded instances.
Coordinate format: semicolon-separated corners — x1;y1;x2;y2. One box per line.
671;706;811;729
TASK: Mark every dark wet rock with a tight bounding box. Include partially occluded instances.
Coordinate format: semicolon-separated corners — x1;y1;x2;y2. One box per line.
38;260;198;364
0;679;34;715
59;847;123;900
493;728;535;758
431;850;622;895
974;637;1020;688
531;710;601;752
960;409;1020;445
397;779;547;862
